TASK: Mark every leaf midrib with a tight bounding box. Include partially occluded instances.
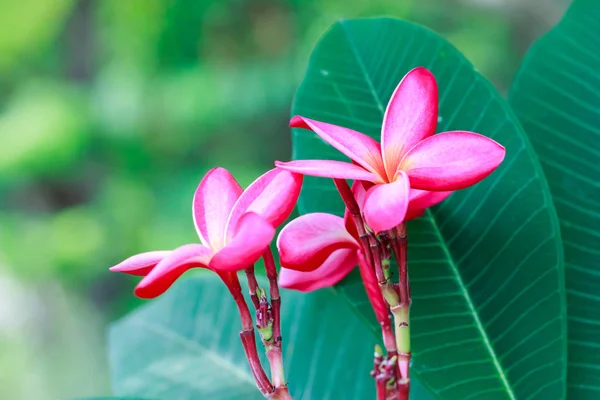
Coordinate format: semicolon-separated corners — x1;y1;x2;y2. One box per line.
426;211;517;399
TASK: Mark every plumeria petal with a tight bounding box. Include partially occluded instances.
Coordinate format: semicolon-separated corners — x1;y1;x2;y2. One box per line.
291;116;386;178
400;131;506;191
134;244;213;299
110;251;171;276
381;67;438;179
403;190;454;221
279;248;357;292
193;167;243;249
351;180;368;209
211;213;275;272
408;189;453;211
363;172;410;233
277;213;359;272
275;160;380;182
226;169;302;239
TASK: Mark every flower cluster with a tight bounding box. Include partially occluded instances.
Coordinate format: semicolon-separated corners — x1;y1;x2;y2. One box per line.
111;167;302;399
275;67;505;398
110;67;505;400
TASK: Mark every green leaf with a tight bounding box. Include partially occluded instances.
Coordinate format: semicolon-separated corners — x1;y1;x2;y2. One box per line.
108;275;436;399
508;0;600;397
291;18;566;400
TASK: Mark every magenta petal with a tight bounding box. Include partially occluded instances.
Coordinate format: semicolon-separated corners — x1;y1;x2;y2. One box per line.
278;248;357;292
225;169;303;239
408;189;453;211
110;251;171;276
381;67;438;179
277;213;359;272
351;180;367;209
211;213;275;272
291;116;386;178
275;160;380;182
134;244;213;299
363;172;410;233
401;131;506;191
405;189;452;220
193;167;243;249
110;250;171;276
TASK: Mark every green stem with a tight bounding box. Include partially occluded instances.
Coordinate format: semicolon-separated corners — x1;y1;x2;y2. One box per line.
270;387;293;400
390;224;411;398
266;348;286;388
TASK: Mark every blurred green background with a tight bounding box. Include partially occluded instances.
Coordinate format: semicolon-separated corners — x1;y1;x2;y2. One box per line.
0;0;569;398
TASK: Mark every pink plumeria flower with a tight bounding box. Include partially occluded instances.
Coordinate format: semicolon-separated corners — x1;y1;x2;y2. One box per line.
277;182;449;292
276;67;505;233
110;167;303;298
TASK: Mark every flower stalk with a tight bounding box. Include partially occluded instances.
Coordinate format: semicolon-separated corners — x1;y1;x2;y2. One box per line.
390;224;412;394
264;249;282;347
240;330;275;396
226;272;274;395
333;178;416;398
243;254;291;399
333;179;405;397
245;267;262;310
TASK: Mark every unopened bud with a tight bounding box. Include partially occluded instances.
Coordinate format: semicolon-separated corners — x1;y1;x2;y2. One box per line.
258;324;274;342
258;287;267;299
374;344;383;357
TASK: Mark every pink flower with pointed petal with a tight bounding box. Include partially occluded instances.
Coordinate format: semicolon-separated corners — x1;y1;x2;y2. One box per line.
276;67;505;232
110;168;303;298
278;182;449;292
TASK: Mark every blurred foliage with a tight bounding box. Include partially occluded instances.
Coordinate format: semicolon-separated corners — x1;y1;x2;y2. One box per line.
0;0;568;399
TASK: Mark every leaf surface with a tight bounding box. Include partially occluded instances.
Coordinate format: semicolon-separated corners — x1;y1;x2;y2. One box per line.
292;18;566;400
509;1;600;397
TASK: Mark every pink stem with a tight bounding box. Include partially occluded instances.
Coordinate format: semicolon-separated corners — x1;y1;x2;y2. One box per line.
266;347;286;387
358;253;394;352
333;178;360;215
392;224;409;307
333;179;376;268
334;179;401;395
261;250;291;397
245;267;261;310
240;330;275;396
398;380;409;400
390;225;411;393
376;376;387;400
223;272;255;331
263;249;281;344
221;272;274;396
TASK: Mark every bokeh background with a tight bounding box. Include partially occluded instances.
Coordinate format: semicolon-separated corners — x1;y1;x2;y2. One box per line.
0;0;570;398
